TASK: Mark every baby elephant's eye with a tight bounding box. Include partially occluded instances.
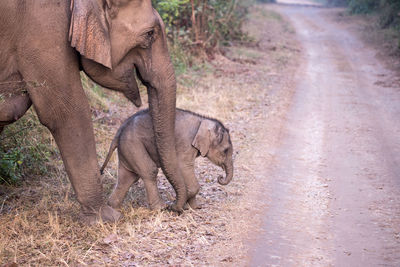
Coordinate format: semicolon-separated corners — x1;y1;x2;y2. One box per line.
147;30;154;37
224;148;229;155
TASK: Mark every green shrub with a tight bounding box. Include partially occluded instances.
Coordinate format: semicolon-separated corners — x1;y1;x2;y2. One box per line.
0;111;55;185
327;0;349;6
169;38;192;75
341;0;400;54
346;0;400;28
348;0;378;14
0;148;23;184
152;0;190;35
152;0;252;56
378;0;400;28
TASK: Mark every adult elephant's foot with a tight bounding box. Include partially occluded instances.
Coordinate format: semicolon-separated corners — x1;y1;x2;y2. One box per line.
80;205;121;225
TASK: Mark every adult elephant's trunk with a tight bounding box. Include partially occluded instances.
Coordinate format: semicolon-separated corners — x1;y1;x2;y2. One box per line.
146;75;187;210
133;10;187;211
218;159;234;185
135;57;187;212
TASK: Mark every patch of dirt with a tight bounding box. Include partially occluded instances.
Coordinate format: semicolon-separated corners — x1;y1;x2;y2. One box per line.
0;4;300;266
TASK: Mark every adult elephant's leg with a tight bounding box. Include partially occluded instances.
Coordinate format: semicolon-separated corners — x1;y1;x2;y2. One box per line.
19;50;120;223
179;162;200;209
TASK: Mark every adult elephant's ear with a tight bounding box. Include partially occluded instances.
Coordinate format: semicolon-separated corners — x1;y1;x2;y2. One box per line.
69;0;112;69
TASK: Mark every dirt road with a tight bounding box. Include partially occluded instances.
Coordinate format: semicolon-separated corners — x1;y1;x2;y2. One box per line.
249;4;400;266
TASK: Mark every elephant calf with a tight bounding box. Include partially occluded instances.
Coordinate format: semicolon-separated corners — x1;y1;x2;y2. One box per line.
101;108;234;210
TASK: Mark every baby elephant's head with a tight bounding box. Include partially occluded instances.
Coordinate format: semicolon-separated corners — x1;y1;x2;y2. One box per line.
192;119;234;185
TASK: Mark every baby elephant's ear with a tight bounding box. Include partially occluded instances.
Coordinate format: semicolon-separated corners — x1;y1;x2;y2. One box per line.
192;121;211;157
69;0;112;69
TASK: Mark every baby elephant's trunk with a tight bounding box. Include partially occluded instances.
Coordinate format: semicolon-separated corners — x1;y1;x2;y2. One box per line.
218;160;233;185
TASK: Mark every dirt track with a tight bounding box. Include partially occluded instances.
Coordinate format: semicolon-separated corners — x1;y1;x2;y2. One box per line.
248;3;400;266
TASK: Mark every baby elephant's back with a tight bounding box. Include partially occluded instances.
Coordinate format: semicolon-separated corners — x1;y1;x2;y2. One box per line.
119;109;199;167
123;110;154;140
119;110;160;165
124;109;197;139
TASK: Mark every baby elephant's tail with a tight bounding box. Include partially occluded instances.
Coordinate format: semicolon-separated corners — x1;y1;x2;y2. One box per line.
100;135;119;175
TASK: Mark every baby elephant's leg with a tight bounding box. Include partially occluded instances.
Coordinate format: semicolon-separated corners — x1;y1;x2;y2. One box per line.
187;195;200;210
108;163;139;208
142;169;167;210
120;143;166;210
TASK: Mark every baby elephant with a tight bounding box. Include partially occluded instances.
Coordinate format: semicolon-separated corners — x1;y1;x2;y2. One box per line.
101;108;234;210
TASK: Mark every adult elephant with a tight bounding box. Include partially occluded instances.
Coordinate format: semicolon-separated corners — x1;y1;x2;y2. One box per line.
0;0;187;223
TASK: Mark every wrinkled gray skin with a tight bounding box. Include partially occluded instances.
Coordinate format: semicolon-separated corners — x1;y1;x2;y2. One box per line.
101;109;234;210
0;0;187;223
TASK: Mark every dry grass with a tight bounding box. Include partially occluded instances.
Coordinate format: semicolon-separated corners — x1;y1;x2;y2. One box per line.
0;4;300;266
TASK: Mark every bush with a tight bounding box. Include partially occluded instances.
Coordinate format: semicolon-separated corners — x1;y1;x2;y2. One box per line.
0;148;23;184
348;0;378;14
378;0;400;28
0;111;55;185
346;0;400;29
152;0;252;57
327;0;349;6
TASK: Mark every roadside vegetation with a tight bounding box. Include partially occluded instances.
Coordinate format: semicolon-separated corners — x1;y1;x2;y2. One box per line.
329;0;400;22
326;0;400;70
329;0;400;53
152;0;253;72
0;112;57;186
